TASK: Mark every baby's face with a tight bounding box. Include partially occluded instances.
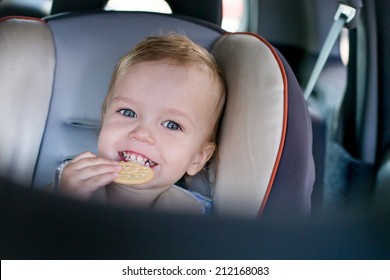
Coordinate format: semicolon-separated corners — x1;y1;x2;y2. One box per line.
98;61;218;190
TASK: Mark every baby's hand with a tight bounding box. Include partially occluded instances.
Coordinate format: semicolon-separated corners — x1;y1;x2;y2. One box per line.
59;151;121;200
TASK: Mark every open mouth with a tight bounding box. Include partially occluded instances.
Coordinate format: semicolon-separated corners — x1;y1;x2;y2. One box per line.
118;151;157;168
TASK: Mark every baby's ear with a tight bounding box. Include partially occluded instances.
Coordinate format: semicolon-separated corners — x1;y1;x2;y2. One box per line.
186;142;216;176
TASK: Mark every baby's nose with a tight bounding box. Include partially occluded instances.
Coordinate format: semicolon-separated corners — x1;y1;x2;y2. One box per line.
128;125;155;144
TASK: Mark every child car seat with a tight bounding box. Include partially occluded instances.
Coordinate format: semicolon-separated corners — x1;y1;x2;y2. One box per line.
0;11;314;219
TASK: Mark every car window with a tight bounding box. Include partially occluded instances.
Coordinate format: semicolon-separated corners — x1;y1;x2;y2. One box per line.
104;0;172;14
104;0;247;32
222;0;246;31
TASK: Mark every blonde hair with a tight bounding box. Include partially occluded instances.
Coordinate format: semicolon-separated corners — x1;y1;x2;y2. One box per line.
102;33;226;142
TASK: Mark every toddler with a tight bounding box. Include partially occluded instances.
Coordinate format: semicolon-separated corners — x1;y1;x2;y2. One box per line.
57;34;226;215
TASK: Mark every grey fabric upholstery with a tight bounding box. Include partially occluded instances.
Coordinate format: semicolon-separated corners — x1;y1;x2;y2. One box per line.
33;12;222;188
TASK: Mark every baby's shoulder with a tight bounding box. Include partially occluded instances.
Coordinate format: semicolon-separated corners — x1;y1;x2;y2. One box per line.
153;185;209;215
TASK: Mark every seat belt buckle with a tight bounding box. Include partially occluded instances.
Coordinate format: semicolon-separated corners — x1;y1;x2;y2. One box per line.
335;4;357;23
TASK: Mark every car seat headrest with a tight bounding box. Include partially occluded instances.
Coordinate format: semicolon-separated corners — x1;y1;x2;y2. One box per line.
187;33;314;219
211;33;288;217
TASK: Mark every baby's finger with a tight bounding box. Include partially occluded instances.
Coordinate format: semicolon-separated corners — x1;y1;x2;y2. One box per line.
60;169;119;200
70;156;119;171
79;172;120;195
77;163;122;181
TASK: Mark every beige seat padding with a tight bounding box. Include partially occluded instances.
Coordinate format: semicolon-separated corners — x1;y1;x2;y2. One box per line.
0;18;55;186
211;33;286;218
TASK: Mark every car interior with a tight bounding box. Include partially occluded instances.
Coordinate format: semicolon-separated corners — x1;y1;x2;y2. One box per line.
1;0;389;259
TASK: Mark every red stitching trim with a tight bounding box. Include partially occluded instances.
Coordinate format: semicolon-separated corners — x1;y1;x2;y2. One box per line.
0;16;46;23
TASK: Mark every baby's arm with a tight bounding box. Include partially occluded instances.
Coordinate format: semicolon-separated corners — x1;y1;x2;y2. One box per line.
59;151;121;200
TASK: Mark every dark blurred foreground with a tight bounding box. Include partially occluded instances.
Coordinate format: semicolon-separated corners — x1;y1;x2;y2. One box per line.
1;177;389;260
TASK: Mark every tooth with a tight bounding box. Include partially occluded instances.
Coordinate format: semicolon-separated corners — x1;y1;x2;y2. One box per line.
136;156;143;163
130;154;136;161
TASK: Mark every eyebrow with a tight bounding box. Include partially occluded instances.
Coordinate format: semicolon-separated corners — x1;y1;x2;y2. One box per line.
164;108;195;127
111;97;138;106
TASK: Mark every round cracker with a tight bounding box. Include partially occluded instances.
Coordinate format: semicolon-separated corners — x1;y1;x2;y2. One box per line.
114;161;154;185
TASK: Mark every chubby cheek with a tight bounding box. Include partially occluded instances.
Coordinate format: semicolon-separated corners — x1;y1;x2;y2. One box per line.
97;123;116;160
164;143;199;174
97;135;109;159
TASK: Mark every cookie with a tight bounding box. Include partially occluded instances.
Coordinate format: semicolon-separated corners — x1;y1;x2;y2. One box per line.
114;161;154;185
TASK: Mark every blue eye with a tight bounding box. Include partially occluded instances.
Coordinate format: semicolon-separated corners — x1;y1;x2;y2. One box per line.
162;120;182;131
118;108;137;118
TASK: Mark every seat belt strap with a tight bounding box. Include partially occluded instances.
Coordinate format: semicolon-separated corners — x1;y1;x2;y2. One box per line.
304;4;357;100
